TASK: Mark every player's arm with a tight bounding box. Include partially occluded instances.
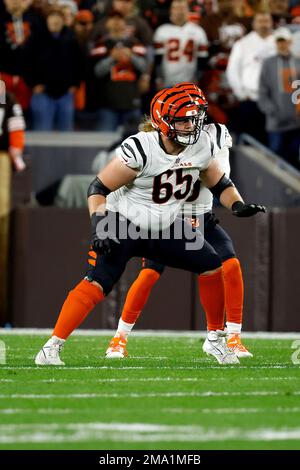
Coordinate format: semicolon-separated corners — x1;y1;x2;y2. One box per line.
88;157;137;215
87;157;138;254
200;159;266;217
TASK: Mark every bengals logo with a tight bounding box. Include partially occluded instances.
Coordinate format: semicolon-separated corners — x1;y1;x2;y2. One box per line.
6;22;31;47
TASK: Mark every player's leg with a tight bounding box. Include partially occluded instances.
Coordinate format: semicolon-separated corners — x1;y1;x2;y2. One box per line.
147;220;239;364
204;212;252;357
35;214;136;365
35;277;105;366
106;259;165;358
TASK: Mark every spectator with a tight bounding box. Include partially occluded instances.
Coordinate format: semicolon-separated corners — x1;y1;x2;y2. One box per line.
59;0;78;27
232;0;254;18
77;0;110;22
226;11;276;142
153;0;208;88
0;0;46;110
91;10;147;131
290;5;300;22
92;0;153;47
0;91;26;172
290;6;300;57
137;0;172;29
137;0;205;29
72;10;95;114
258;27;300;168
268;0;291;27
73;9;94;49
25;7;83;130
200;0;252;124
200;0;252;49
92;0;154;101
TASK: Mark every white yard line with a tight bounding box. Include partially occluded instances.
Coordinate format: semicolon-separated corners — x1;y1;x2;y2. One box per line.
1;376;298;384
1;406;300;416
1;422;300;443
0;364;293;370
0;408;72;414
164;407;300;414
1;328;300;339
0;391;299;399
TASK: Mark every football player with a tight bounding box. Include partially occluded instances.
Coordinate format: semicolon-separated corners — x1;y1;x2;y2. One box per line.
35;82;265;366
106;95;251;359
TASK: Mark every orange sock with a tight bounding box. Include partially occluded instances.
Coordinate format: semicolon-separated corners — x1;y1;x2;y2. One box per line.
53;279;104;339
222;258;244;325
121;269;160;324
198;269;225;331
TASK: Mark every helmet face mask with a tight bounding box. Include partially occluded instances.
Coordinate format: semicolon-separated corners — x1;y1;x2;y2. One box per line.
150;83;208;146
166;106;207;146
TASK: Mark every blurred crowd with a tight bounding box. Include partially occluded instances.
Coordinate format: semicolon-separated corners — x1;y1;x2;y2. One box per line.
1;0;300;167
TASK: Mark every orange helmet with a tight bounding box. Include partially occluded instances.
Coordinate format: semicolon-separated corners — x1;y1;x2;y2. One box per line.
150;82;208;145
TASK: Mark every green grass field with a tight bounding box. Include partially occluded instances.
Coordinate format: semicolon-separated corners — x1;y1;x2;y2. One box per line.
0;331;300;450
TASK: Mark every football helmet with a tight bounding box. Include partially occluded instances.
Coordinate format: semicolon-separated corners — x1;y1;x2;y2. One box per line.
150;82;208;145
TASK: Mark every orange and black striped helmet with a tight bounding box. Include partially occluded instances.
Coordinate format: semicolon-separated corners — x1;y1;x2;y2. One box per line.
150;82;208;145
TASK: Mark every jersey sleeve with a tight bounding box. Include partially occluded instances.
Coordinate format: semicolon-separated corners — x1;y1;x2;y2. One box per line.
215;147;231;177
205;123;232;155
116;134;148;173
199;123;232;171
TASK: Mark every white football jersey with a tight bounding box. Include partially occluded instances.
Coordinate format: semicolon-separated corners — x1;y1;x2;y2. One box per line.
154;21;208;86
182;123;232;217
106;126;224;231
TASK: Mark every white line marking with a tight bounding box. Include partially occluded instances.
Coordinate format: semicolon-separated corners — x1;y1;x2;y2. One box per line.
0;391;300;399
1;328;300;339
1;376;297;384
164;407;300;414
2;406;300;416
1;422;300;443
0;365;294;370
0;408;72;415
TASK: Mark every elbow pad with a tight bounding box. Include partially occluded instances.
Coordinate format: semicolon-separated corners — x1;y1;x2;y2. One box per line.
210;173;235;199
87;177;111;198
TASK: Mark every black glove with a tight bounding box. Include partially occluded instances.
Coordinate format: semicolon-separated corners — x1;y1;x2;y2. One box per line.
91;212;117;255
232;201;267;217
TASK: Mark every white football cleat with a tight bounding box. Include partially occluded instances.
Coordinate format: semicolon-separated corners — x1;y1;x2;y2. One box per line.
35;336;65;366
227;333;253;358
203;330;239;365
105;334;128;359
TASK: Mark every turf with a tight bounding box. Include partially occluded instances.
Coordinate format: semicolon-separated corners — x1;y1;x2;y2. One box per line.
0;333;300;450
